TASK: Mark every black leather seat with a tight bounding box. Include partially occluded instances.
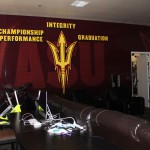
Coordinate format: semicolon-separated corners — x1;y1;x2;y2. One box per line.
100;87;145;115
128;96;145;115
70;90;98;107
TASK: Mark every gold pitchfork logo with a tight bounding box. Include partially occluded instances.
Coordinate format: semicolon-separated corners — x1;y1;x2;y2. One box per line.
47;31;77;94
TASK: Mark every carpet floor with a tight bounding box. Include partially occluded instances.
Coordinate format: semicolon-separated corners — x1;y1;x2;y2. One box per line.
0;144;11;150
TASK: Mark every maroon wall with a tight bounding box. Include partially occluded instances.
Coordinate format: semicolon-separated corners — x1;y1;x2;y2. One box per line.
0;15;150;96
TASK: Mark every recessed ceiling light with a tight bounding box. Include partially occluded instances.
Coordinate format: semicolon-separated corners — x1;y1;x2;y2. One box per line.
38;4;42;7
71;1;90;7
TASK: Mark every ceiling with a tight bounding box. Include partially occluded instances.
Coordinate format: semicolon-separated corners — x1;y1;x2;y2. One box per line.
0;0;150;26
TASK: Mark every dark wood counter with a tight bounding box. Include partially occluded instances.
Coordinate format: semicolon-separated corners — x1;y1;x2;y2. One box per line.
9;112;123;150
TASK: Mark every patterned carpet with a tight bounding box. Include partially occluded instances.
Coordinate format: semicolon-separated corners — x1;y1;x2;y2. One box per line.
0;144;11;150
0;143;19;150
